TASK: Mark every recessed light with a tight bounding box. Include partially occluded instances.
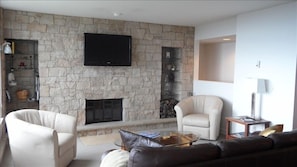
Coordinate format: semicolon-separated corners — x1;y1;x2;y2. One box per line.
223;38;231;41
113;12;122;17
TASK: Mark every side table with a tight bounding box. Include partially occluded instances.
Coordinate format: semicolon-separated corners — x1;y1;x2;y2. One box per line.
225;116;270;139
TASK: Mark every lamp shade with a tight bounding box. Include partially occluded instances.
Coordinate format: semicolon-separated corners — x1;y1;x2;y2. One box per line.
247;78;267;94
255;79;266;93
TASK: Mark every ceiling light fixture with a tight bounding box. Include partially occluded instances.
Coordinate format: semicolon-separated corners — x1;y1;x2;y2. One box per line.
113;12;122;17
223;38;231;41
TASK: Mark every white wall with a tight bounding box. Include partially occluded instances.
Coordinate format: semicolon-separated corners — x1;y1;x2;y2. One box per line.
193;80;233;134
194;2;297;134
233;2;297;131
194;17;236;135
194;17;237;81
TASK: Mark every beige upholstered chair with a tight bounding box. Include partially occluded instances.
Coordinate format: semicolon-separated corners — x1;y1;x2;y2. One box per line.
5;109;77;167
174;95;223;140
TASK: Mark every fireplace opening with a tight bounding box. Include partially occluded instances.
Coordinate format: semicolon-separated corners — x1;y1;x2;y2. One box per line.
85;98;122;124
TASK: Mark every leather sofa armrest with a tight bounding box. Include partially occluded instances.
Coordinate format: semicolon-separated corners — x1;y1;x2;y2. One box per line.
208;109;222;140
54;113;77;134
6;116;59;160
268;130;297;148
6;113;58;144
174;97;194;131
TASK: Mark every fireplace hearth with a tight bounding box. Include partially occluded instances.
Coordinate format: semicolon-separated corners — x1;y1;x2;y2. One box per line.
85;99;122;124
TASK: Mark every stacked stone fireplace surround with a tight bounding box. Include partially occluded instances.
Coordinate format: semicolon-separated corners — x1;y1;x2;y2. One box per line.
1;9;194;136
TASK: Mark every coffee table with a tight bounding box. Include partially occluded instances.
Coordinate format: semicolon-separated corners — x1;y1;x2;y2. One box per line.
151;131;200;146
115;130;200;147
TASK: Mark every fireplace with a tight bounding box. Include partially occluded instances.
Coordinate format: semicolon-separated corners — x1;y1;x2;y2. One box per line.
85;99;122;124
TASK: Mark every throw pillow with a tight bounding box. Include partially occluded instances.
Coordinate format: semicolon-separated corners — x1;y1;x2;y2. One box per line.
119;129;163;151
259;124;283;137
100;149;129;167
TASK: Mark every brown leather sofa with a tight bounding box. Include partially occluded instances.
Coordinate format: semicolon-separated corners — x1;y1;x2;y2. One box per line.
128;130;297;167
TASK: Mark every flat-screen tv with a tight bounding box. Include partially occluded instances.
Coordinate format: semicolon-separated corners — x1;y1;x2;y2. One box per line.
84;33;132;66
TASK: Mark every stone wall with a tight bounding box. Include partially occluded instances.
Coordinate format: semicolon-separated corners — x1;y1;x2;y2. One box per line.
2;9;194;125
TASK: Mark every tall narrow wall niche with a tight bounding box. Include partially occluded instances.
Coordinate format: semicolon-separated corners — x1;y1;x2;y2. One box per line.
160;47;182;118
5;39;39;113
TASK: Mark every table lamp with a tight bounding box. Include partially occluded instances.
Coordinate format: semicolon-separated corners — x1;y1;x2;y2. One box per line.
250;79;266;120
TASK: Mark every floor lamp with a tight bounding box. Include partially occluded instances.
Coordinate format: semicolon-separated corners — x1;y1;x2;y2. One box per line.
250;79;266;120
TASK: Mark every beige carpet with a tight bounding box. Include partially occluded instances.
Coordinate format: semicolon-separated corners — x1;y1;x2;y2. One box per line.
79;133;121;146
79;132;221;146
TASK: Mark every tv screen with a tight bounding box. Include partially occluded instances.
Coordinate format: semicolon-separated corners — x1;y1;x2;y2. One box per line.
84;33;132;66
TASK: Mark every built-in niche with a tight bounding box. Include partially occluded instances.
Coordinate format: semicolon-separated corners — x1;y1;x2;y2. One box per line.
160;47;181;118
199;35;235;83
5;39;39;113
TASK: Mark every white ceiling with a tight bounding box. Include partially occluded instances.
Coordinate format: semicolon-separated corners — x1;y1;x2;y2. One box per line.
0;0;295;26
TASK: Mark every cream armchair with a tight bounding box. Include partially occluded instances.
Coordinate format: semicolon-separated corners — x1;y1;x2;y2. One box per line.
5;109;77;167
174;95;223;140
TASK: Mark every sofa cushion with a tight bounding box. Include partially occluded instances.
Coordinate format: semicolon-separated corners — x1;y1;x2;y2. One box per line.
268;130;297;148
217;136;273;158
119;129;163;151
129;143;220;167
183;113;209;127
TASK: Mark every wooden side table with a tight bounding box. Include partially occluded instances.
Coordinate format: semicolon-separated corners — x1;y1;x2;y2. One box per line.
225;116;270;139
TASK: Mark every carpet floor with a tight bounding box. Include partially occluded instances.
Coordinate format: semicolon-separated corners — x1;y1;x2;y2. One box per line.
0;133;224;167
79;133;121;146
0;135;120;167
